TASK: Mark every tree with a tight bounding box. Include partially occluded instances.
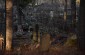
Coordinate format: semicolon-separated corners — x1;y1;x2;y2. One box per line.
63;0;67;32
77;0;85;50
35;24;39;41
71;0;76;33
6;0;13;51
13;0;33;25
13;0;33;8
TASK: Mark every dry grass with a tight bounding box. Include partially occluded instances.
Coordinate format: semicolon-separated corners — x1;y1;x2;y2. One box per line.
2;45;85;55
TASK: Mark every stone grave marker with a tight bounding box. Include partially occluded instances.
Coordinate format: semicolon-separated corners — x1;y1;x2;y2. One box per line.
40;33;51;52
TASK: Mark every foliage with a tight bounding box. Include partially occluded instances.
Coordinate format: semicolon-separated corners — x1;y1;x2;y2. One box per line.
15;0;33;8
64;34;77;47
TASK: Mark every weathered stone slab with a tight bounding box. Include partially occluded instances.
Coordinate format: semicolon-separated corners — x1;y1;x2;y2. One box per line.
40;33;51;51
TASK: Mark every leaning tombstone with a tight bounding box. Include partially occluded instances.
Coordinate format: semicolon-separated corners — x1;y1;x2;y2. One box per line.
38;32;40;43
0;34;4;50
32;31;37;43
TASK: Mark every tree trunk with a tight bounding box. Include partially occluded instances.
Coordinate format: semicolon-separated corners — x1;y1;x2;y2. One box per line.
77;0;85;50
71;0;76;33
6;0;13;51
63;0;67;32
64;0;67;21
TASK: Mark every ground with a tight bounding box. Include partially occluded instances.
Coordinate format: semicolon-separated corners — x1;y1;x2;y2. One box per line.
1;34;85;55
3;45;85;55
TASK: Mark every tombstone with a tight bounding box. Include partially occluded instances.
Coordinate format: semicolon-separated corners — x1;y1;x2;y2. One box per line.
38;32;40;43
32;31;40;43
33;31;37;42
0;34;4;50
40;33;51;52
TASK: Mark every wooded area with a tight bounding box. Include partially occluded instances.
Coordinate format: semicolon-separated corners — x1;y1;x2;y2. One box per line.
0;0;85;55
